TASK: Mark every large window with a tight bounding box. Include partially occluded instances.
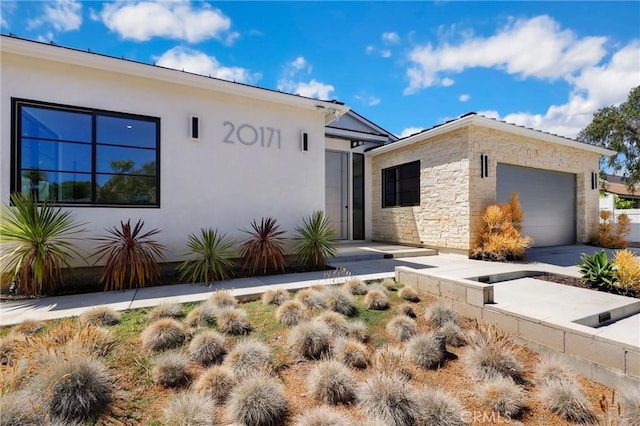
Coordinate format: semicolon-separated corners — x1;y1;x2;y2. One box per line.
382;160;420;207
12;99;160;206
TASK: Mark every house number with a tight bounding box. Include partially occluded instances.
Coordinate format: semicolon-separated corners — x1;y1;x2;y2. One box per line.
223;121;281;148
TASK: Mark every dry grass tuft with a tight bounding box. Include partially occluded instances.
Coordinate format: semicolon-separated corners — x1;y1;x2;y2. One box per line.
538;380;596;424
152;351;191;388
288;321;332;360
79;305;120;326
364;290;389;310
186;302;217;328
0;333;27;366
262;288;290;306
162;391;215;426
386;315;418;342
193;365;237;404
224;338;271;378
315;311;349;337
407;332;447;370
141;318;185;351
342;278;368;295
11;319;44;335
374;345;412;381
534;355;576;385
226;374;288;426
276;299;310;326
307;359;356;404
398;286;420;302
619;383;640;426
413;387;469;426
0;389;45;425
188;330;227;366
216;307;251;335
613;249;640;295
346;320;369;343
438;320;467;347
150;302;184;320
464;323;523;382
293;405;350;426
295;288;326;311
397;303;417;318
322;287;357;316
381;278;398;291
333;337;368;369
479;376;527;419
357;372;418;426
425;302;458;327
208;290;238;309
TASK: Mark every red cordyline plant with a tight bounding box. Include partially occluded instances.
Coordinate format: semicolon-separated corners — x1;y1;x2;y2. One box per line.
91;219;166;291
240;217;287;275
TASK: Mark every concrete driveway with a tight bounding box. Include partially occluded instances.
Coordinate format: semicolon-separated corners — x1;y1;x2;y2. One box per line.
526;244;640;267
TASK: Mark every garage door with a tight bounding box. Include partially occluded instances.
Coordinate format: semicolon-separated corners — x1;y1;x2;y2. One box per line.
496;164;576;247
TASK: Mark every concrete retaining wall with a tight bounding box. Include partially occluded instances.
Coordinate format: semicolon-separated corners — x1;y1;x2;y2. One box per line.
396;266;640;390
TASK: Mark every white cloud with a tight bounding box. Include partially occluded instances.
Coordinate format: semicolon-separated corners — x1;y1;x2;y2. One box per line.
399;127;425;138
1;1;16;28
382;31;400;44
101;1;232;43
380;49;392;58
365;45;375;54
28;0;82;32
155;46;261;84
459;94;470;102
404;15;607;94
441;78;454;87
291;56;311;72
278;79;335;100
355;95;381;106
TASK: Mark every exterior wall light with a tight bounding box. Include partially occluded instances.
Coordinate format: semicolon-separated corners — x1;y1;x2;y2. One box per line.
301;131;308;151
190;115;200;141
480;154;489;178
591;171;599;190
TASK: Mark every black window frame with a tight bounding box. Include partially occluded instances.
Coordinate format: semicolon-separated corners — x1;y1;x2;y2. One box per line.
382;160;420;208
11;98;161;207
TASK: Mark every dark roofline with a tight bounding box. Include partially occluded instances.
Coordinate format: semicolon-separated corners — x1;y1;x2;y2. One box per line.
1;33;345;107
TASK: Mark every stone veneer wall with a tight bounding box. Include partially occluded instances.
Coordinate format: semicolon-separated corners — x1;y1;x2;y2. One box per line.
467;125;602;244
370;128;471;251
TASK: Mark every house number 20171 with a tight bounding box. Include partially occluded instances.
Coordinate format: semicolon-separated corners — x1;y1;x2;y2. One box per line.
223;121;281;148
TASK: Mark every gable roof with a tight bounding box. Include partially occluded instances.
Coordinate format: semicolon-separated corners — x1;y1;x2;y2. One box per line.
0;34;349;124
325;110;398;144
367;112;616;157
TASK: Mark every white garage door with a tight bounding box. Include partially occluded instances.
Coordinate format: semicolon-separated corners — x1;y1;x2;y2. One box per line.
496;164;576;247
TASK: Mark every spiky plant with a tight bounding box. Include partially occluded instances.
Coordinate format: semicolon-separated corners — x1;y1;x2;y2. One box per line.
208;290;237;309
479;376;527;419
293;210;337;270
386;315;418;342
152;351;191;387
413;387;469;426
262;288;290;306
333;337;368;369
307;359;356;404
276;299;310;326
538;379;596;424
293;406;350;426
193;365;237;404
364;290;389;310
216;307;251;335
79;306;120;326
357;372;418;426
240;217;287;275
288;321;332;360
342;278;368;295
141;318;185;352
406;332;447;370
188;330;227;366
0;193;86;296
150;302;184;320
224;338;272;379
322;287;357;316
425;302;459;327
226;374;288;426
398;286;420;302
162;391;215;426
91;219;166;291
177;228;236;285
315;311;349;337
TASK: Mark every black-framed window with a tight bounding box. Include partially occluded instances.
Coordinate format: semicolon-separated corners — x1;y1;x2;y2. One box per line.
12;99;160;206
382;160;420;207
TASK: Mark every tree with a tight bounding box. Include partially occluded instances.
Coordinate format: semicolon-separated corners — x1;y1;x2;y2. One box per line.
578;86;640;190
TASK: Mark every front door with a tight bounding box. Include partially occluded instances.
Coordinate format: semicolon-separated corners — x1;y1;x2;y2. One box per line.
325;151;349;239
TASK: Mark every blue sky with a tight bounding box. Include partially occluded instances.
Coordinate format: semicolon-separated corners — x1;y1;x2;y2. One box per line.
2;1;639;138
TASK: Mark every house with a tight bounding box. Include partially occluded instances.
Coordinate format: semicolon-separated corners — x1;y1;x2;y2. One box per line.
601;174;639;209
0;35;616;263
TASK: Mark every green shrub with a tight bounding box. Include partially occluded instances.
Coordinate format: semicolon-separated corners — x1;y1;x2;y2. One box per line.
226;374;288;426
92;219;166;291
177;228;235;284
0;193;86;296
193;365;237;404
162;391;215;426
240;217;287;274
578;250;616;290
141;318;185;351
307;360;356;404
293;211;337;270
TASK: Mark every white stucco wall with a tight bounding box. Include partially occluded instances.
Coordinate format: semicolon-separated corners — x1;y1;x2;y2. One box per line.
1;48;330;263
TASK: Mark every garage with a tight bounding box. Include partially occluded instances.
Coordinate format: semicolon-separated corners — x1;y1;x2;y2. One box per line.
497;163;576;247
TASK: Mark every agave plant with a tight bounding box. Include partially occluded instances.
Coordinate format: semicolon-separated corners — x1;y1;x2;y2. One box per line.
178;228;236;285
0;193;86;296
293;210;336;270
578;250;616;290
240;217;287;275
92;219;166;291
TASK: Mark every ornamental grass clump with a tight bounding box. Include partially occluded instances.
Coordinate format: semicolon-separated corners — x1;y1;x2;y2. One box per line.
425;302;459;327
619;384;640;426
92;219;166;291
141;318;185;352
188;330;227;366
386;315;418;342
11;319;43;335
464;323;523;383
262;288;290;306
162;391;215;426
398;286;420;302
293;406;350;426
374;345;412;380
193;365;237;404
364;289;389;310
152;351;191;388
406;332;447;370
397;303;417;318
471;193;533;261
307;359;356;404
208;290;238;309
216;307;251;335
226;374;288;426
346;319;369;343
224;338;271;378
276;299;310;326
591;210;630;249
0;390;45;426
438;320;467;347
357;372;418;426
382;278;398;291
79;305;120;326
177;227;236;285
534;355;576;385
295;288;326;310
322;287;357;316
288;321;332;360
613;249;640;296
479;376;527;419
333;337;368;369
342;278;368;295
538;379;596;424
240;217;287;275
315;310;349;337
186;302;217;328
150;302;184;320
413;387;469;426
